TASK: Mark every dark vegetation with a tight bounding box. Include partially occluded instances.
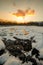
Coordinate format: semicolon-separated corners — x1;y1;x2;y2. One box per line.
0;20;43;26
0;36;42;65
0;49;6;56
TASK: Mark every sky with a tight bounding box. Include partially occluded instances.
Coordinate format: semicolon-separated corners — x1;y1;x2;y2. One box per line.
0;0;43;22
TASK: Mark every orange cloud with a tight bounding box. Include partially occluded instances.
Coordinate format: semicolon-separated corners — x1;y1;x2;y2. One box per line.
12;9;35;17
13;10;25;17
26;9;35;15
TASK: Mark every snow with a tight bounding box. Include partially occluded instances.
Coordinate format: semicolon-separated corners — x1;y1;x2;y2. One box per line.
0;39;5;50
0;26;43;65
0;51;10;64
4;56;21;65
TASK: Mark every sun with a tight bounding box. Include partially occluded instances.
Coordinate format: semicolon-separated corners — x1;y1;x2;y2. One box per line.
16;16;24;23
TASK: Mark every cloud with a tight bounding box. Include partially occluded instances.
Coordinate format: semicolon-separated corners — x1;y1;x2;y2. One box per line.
12;8;35;17
13;10;25;17
26;9;35;15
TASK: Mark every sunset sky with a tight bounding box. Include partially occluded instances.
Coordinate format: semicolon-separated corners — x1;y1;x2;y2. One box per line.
0;0;43;22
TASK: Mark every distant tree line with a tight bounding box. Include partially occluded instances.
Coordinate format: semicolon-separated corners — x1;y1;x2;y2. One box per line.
0;21;43;26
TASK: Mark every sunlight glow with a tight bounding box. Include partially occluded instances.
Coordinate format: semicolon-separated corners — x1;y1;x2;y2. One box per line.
12;15;34;23
12;9;35;23
16;16;24;23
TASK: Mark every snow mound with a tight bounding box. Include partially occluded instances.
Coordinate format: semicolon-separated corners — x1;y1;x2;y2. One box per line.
0;39;5;50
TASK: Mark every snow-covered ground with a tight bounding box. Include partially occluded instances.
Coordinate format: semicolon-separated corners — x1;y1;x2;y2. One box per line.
0;26;43;65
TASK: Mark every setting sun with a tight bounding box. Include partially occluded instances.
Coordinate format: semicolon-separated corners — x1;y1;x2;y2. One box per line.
12;9;35;23
16;16;24;23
